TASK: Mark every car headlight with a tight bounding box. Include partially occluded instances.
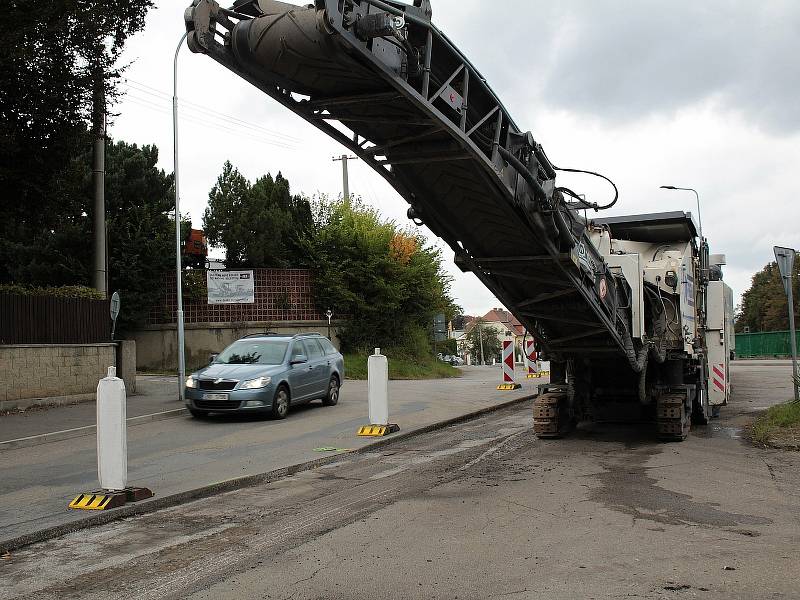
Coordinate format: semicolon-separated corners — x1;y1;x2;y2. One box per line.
185;376;198;389
240;376;272;390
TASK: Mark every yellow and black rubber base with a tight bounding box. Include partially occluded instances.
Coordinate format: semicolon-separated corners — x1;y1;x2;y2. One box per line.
69;487;153;511
357;424;400;437
497;383;522;390
527;371;550;379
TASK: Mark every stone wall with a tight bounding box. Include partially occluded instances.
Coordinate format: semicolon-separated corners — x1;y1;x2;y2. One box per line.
133;321;340;372
0;343;136;411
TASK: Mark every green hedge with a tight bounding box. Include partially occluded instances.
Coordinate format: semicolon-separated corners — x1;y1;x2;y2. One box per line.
0;284;104;300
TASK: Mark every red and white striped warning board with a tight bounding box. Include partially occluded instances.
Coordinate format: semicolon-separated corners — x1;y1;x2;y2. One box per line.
712;363;726;393
524;339;538;374
498;340;521;390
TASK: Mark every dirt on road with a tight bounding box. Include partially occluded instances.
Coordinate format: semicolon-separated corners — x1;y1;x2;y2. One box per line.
0;362;798;600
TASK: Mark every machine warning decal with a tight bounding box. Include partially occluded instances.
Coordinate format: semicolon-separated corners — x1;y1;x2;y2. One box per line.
712;364;726;392
575;241;597;275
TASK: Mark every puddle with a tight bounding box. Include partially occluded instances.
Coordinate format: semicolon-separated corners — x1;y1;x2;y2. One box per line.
590;448;772;529
712;426;742;440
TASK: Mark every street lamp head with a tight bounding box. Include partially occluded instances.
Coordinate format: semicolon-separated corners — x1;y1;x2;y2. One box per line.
660;185;677;190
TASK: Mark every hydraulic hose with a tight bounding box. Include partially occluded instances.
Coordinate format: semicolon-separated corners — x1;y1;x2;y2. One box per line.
498;146;574;248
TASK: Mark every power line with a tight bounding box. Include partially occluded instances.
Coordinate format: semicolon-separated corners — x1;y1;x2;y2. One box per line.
122;77;301;143
121;94;296;149
121;86;297;149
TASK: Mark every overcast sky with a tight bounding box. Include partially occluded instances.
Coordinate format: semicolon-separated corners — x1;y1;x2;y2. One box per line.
110;0;800;316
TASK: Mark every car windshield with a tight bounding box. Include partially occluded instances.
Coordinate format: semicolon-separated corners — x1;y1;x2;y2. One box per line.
215;340;288;365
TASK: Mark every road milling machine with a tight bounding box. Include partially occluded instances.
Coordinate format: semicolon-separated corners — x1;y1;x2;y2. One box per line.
185;0;735;441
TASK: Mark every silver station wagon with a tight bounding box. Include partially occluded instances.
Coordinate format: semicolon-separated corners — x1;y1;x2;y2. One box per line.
184;333;344;419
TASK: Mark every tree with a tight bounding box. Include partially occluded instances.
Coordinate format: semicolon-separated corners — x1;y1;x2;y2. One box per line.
309;198;458;356
102;141;179;332
0;0;154;286
464;319;502;364
736;260;800;333
203;162;313;268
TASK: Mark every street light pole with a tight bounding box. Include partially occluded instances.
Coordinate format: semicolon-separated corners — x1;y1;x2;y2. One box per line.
173;32;188;402
660;186;703;239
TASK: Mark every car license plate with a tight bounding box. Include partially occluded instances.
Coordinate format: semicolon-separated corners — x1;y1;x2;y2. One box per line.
202;393;229;401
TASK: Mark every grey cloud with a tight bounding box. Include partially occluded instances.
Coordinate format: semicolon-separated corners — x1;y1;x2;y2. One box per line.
438;0;800;133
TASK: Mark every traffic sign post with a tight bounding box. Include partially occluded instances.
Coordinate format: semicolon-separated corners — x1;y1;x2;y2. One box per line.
774;246;799;403
110;291;121;341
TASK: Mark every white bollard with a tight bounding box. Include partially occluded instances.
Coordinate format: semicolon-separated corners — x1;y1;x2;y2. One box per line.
367;348;389;425
97;366;127;491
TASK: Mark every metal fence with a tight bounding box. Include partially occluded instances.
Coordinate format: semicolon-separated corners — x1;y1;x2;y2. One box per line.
735;330;800;358
0;294;111;344
149;269;323;325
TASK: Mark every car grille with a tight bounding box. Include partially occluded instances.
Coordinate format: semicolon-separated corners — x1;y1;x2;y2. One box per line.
195;400;242;410
198;379;238;391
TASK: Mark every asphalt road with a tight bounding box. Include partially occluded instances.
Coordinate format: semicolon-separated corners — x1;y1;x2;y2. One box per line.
0;366;538;543
0;360;797;599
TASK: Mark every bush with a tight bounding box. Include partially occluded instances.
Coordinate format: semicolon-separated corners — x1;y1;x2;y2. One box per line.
309;199;459;359
0;284;103;300
434;338;457;356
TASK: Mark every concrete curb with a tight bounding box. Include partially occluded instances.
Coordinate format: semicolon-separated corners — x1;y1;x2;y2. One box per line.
0;393;535;553
0;409;189;451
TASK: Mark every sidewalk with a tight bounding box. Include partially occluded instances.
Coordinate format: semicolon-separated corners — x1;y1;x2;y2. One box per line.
0;376;183;444
0;366;542;546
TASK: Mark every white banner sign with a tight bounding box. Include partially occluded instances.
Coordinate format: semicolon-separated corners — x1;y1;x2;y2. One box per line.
207;270;255;305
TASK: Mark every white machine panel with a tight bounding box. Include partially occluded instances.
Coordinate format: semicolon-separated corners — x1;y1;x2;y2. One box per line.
705;281;732;406
606;254;644;339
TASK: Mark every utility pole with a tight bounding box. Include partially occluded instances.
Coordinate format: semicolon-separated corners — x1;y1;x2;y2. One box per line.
332;155;357;200
92;60;107;297
478;322;485;366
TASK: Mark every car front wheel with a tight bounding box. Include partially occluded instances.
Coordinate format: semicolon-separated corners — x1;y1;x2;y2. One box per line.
322;376;340;406
189;408;209;419
272;385;290;419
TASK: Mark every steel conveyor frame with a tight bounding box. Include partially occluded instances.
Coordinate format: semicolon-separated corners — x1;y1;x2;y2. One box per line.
185;0;647;370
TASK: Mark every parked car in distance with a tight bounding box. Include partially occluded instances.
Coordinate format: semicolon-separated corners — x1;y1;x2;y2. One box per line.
184;333;344;419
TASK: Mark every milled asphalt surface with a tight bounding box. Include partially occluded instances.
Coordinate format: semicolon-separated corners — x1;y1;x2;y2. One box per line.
0;360;797;599
0;366;538;543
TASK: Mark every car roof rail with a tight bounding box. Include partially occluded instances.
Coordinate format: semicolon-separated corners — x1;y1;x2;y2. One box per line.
242;332;280;338
292;332;323;338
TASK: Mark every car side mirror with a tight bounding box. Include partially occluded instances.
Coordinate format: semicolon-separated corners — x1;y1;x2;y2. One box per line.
290;355;308;365
209;353;218;364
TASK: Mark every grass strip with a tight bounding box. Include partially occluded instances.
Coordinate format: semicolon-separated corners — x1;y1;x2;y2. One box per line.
344;353;461;380
750;401;800;447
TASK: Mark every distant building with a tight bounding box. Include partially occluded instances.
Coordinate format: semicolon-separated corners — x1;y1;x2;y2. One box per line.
469;308;527;363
